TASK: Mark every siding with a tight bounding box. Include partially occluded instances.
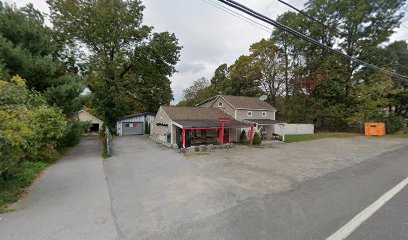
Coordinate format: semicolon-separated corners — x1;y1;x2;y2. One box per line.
150;107;173;145
235;109;276;121
117;114;155;136
209;97;235;117
78;111;103;125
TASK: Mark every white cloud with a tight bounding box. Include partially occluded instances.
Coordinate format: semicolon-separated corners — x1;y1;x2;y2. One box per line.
7;0;408;103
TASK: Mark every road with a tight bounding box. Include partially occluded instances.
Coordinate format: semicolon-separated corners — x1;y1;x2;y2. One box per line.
105;136;408;240
0;135;407;240
0;136;118;240
348;184;408;240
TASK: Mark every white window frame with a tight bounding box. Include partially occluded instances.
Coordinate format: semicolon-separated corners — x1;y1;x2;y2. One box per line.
247;111;253;117
262;111;267;117
218;102;223;107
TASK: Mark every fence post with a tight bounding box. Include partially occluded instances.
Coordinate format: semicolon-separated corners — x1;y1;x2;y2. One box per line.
106;127;111;157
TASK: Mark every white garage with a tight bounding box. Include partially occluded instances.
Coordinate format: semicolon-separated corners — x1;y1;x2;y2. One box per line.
116;113;156;136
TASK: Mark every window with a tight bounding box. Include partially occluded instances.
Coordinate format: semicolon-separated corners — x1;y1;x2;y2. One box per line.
218;102;223;107
247;111;253;117
262;112;267;117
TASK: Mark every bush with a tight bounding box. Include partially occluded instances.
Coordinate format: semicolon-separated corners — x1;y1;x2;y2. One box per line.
58;120;90;147
369;113;406;134
240;129;248;143
253;132;262;145
0;161;49;209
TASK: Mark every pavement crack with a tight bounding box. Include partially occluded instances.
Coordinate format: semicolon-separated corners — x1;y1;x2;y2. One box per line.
103;159;126;240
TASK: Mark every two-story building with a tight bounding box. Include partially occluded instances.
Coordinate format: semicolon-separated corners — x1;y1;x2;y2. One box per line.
150;95;285;148
197;95;285;140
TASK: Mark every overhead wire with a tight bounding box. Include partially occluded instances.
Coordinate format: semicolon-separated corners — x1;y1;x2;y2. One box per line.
200;0;273;34
215;0;408;82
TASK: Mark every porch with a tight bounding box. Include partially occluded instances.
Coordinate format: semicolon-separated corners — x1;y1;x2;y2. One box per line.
173;119;255;149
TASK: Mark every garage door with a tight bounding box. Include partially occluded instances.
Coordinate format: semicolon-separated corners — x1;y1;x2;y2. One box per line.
122;122;144;135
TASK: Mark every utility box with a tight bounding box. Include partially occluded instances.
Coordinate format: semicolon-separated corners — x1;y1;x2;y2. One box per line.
365;122;386;136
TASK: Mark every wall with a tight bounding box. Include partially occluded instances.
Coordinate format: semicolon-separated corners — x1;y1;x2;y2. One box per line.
209;97;235;117
150;107;172;145
235;109;275;121
116;114;156;136
78;111;103;125
274;124;314;136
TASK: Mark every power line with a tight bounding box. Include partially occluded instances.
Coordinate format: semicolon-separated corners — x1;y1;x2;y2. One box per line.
215;0;408;82
275;0;408;72
201;0;273;34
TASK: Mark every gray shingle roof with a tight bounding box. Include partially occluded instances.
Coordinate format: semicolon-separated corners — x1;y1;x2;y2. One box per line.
220;95;276;110
162;106;231;120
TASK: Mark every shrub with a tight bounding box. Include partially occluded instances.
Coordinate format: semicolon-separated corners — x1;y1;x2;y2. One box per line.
253;132;262;145
369;113;406;134
58;120;91;148
0;161;49;208
240;129;248;143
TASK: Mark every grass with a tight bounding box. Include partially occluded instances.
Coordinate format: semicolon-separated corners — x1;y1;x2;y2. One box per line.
284;132;360;143
0;161;50;212
284;132;408;143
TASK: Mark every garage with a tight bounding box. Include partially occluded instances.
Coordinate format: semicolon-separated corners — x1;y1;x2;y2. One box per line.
122;122;144;135
116;112;156;136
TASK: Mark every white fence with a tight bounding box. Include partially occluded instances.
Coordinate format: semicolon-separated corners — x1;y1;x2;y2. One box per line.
274;124;314;135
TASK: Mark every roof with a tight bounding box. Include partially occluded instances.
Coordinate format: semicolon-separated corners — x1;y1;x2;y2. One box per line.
118;112;156;121
162;106;230;120
244;119;286;125
174;119;253;128
220;95;276;110
78;110;104;124
196;95;276;111
161;106;254;128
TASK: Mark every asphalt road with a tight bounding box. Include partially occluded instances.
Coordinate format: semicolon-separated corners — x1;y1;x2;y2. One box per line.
144;145;408;240
347;185;408;240
105;136;408;240
0;135;407;240
0;136;119;240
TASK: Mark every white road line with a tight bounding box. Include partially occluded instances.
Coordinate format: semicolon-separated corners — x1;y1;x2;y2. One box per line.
327;176;408;240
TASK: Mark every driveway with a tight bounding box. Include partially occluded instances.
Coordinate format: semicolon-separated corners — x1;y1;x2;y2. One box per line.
0;136;118;240
104;135;407;239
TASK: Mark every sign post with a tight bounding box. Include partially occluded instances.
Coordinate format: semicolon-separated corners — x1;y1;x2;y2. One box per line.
218;117;230;145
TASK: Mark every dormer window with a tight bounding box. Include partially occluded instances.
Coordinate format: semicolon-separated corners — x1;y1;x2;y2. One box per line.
247;111;253;117
262;112;267;117
218;102;223;107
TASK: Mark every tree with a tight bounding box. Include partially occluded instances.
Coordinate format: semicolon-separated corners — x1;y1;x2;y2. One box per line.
249;39;285;105
48;0;182;129
0;2;84;117
178;78;215;107
252;132;262;145
0;76;67;174
211;64;230;94
228;55;262;96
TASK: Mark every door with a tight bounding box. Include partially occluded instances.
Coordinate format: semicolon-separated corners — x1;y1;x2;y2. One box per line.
122;122;144;135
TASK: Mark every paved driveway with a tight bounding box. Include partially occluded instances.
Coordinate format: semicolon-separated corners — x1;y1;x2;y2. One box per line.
0;137;118;240
104;136;407;240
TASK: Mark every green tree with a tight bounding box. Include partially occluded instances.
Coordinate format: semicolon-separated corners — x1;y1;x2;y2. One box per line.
0;2;84;117
48;0;182;129
178;78;215;107
211;64;230;94
252;132;262;145
0;76;67;174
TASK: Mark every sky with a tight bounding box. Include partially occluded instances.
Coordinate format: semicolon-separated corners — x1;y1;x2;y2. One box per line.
5;0;408;104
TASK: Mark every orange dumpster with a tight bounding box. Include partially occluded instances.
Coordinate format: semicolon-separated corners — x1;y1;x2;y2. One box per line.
364;122;386;136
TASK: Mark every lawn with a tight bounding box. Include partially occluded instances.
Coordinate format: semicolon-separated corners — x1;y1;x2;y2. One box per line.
284;132;408;143
284;133;361;143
